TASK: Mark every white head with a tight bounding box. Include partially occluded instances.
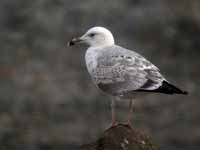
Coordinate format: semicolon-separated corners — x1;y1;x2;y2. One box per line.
68;26;115;48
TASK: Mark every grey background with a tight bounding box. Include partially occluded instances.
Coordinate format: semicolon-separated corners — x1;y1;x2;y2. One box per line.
0;0;199;150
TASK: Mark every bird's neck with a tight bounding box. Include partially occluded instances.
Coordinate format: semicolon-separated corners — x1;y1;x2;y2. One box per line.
88;43;114;49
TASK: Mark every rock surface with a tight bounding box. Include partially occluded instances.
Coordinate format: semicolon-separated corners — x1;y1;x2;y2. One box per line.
80;124;155;150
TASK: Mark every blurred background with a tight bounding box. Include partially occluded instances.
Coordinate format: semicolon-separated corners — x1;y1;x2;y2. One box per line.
0;0;199;150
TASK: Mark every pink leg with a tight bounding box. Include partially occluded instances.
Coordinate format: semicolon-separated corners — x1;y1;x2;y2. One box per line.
127;99;134;126
111;99;117;127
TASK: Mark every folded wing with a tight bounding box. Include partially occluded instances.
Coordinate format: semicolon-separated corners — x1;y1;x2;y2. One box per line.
91;45;165;96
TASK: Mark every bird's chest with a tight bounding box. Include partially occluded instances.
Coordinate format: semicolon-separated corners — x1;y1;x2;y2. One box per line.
85;49;99;75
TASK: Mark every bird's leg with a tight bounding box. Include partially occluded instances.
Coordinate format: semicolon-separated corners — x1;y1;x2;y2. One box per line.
111;99;117;127
127;98;134;126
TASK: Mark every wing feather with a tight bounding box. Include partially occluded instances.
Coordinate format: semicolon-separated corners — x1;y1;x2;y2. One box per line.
91;45;165;95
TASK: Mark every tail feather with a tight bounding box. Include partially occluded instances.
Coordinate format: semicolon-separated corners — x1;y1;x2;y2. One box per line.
155;81;188;95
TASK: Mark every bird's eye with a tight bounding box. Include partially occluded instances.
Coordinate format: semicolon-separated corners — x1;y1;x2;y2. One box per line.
89;33;95;37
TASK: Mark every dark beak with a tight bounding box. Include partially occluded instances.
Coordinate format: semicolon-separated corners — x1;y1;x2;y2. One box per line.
68;37;83;47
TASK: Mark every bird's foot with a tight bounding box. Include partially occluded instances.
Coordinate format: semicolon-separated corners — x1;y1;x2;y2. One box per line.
122;121;133;129
107;121;118;129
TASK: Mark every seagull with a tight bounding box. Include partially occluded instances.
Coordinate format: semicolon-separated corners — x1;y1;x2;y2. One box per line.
68;26;188;127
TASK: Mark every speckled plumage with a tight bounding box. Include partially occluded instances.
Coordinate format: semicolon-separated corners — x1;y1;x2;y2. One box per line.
69;26;187;126
85;45;164;98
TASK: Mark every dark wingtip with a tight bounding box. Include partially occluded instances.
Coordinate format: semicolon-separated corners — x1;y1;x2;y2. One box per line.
155;81;188;95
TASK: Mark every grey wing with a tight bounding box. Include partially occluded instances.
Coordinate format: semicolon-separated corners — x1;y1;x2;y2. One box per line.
92;45;165;96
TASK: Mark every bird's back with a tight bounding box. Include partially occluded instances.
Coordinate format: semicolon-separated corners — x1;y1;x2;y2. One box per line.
85;45;165;97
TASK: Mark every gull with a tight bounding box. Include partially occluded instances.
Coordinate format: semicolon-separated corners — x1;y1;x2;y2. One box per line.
68;26;188;127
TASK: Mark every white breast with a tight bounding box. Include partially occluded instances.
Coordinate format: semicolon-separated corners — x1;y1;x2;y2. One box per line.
85;48;99;75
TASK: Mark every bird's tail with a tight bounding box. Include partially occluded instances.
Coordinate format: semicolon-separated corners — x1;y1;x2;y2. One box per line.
156;81;188;95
